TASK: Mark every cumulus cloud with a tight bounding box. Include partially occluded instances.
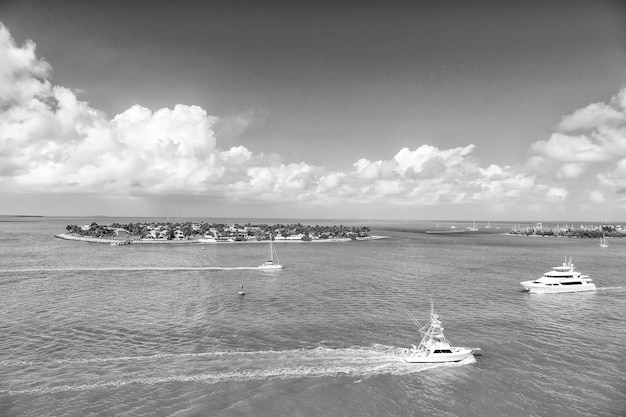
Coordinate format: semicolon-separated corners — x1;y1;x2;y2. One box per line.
597;158;626;193
588;190;605;204
531;133;608;163
0;21;510;210
546;187;568;201
0;25;51;106
556;163;587;180
2;21;626;216
530;88;626;172
557;90;626;132
394;144;474;178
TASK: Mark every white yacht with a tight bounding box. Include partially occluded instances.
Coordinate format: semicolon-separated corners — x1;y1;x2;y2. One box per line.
402;302;479;363
258;235;282;269
520;257;596;294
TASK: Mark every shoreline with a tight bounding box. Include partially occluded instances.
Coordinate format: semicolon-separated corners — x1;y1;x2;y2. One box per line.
505;233;621;238
55;234;389;244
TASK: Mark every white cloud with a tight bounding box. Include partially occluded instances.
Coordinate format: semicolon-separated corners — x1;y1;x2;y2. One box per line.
546;187;568;201
530;88;626;169
523;87;626;213
394;144;474;178
589;190;605;204
531;133;607;163
353;158;381;181
556;163;587;180
3;22;626;217
478;164;505;178
557;102;623;132
0;25;52;107
597;158;626;192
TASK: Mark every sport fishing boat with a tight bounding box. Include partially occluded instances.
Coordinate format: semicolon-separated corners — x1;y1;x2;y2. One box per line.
402;302;479;363
520;256;596;294
258;235;282;269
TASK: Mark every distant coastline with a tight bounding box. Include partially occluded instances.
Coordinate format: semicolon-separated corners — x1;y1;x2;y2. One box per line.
56;220;388;245
55;233;388;244
506;222;624;238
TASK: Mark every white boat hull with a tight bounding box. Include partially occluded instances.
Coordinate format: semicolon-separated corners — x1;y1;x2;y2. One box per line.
520;280;596;294
258;263;283;270
403;347;474;363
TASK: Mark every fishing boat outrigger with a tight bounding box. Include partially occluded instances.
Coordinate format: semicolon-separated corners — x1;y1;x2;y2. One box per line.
402;302;481;363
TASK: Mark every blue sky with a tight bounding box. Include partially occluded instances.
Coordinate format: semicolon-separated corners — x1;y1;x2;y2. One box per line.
1;1;626;220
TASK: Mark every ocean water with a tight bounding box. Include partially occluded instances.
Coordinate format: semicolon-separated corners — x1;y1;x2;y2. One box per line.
1;217;625;417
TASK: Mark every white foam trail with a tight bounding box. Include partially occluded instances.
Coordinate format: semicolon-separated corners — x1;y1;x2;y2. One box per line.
1;346;478;395
0;266;264;273
2;346;400;367
0;362;458;396
1;351;234;367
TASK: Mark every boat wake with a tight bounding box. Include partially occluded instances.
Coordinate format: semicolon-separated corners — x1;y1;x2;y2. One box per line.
596;286;624;291
0;266;263;273
1;345;475;395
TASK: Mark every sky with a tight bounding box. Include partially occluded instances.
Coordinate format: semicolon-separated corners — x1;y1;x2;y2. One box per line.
1;0;626;221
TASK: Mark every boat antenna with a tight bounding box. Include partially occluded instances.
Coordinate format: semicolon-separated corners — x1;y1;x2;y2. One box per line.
396;300;423;329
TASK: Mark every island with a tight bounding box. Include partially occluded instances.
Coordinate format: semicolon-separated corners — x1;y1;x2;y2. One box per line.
507;222;624;238
56;221;376;244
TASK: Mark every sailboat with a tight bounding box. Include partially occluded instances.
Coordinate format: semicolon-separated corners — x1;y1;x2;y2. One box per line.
466;220;478;231
258;234;283;269
599;234;608;248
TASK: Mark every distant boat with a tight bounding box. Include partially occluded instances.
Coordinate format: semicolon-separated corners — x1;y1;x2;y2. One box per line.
238;285;245;296
258;234;283;269
485;221;491;229
466;221;478;232
599;235;608;248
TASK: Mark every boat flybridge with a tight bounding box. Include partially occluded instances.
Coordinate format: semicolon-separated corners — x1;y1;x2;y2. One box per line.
402;302;480;363
520;256;596;294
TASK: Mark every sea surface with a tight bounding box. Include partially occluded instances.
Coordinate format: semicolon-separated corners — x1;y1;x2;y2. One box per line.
1;216;625;417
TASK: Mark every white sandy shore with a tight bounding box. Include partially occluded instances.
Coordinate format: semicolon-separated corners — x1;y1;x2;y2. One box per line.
55;234;390;244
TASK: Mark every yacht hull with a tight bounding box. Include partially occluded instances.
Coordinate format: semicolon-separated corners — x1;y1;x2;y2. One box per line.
403;348;473;363
520;280;596;294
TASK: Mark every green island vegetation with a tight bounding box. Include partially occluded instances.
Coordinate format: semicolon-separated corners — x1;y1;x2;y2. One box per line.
64;221;371;242
508;222;624;238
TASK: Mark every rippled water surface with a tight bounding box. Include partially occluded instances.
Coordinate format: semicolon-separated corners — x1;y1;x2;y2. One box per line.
1;217;625;416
